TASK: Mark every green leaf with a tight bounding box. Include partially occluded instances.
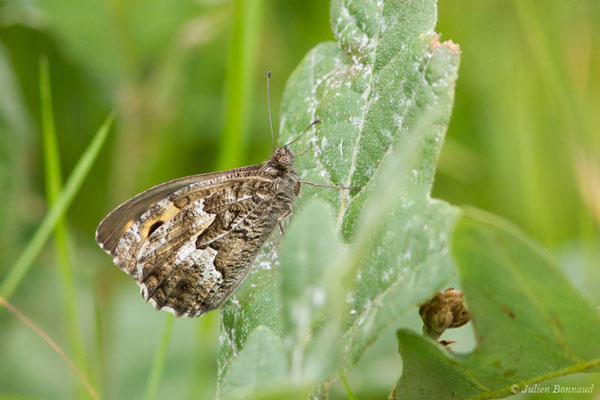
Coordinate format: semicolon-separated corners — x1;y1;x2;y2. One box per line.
219;0;461;393
220;201;346;391
279;201;345;382
282;0;461;368
218;244;284;386
393;209;600;399
220;326;308;400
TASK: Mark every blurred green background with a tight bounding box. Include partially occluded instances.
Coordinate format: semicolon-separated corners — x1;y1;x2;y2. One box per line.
0;0;598;399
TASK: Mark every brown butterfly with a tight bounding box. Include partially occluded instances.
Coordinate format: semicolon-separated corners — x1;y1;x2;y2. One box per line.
95;72;357;317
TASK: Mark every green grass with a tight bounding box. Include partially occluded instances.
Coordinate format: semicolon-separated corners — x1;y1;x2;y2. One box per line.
339;372;355;400
217;0;265;169
39;57;91;399
0;111;115;300
0;64;113;397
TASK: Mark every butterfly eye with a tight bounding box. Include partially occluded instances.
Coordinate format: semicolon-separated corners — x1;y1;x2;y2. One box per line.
280;152;293;165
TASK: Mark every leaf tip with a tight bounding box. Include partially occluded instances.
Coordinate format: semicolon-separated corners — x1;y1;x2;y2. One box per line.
429;34;461;54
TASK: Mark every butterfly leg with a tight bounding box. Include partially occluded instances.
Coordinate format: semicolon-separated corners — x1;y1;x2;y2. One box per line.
278;221;285;235
278;209;292;235
298;179;359;190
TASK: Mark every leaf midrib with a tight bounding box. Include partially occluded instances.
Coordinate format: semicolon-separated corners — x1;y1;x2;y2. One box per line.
336;2;385;228
487;229;584;364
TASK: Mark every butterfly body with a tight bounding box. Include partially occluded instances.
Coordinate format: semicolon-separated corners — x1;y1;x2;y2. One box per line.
96;146;300;317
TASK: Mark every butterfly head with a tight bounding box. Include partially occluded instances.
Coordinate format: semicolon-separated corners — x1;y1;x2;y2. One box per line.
263;146;297;178
274;146;295;167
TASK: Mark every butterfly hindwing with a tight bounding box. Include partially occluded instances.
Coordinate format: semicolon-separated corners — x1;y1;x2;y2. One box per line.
137;180;269;316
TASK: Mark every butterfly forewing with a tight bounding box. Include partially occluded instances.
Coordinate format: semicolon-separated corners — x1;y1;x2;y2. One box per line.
95;165;263;254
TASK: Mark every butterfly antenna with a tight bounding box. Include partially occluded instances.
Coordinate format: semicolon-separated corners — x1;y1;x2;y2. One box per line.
267;71;276;150
284;120;321;147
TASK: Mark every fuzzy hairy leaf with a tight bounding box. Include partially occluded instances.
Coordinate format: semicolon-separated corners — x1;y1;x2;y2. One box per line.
279;201;346;382
220;326;295;400
282;1;461;370
393;209;600;399
220;201;345;395
218;0;461;395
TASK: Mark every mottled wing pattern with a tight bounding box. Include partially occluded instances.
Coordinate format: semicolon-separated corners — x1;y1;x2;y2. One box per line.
96;166;261;252
96;166;282;317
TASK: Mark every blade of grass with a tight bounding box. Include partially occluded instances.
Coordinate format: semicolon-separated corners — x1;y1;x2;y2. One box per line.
39;58;92;399
0;296;99;400
216;0;264;169
0;111;115;300
339;371;356;400
144;314;175;400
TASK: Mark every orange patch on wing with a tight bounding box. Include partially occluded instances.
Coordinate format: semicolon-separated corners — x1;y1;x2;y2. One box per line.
122;219;135;235
139;204;182;238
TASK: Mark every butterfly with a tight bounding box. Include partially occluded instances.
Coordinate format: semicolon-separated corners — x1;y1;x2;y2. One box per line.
95;72;357;317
